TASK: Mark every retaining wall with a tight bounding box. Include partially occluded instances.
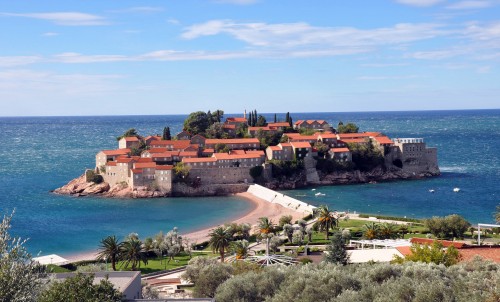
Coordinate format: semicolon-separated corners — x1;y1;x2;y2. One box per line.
247;184;315;215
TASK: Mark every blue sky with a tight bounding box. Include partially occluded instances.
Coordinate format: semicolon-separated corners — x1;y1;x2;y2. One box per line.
1;0;499;116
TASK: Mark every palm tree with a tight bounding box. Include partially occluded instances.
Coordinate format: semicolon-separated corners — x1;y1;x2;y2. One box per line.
315;205;336;239
230;240;250;260
379;223;399;239
257;217;275;236
362;222;380;240
120;238;148;270
96;235;122;271
208;226;233;263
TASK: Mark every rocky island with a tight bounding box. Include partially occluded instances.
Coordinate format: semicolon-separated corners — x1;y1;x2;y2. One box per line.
54;110;440;198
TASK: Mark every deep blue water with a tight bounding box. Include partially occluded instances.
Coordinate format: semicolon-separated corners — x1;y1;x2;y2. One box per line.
0;110;498;257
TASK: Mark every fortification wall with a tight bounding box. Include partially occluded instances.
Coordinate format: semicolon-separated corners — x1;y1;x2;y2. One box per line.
172;183;249;196
188;167;253;185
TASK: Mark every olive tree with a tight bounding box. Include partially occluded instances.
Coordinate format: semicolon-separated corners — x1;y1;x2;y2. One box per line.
0;211;46;301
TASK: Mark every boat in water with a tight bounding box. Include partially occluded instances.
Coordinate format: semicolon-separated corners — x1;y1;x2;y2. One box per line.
315;192;325;196
429;189;435;193
453;187;460;192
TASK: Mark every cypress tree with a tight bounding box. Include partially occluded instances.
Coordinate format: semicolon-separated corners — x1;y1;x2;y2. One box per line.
165;127;171;140
162;127;168;140
274;113;277;123
285;112;290;123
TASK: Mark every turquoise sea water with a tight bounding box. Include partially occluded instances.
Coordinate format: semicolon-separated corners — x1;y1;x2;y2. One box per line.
0;110;498;257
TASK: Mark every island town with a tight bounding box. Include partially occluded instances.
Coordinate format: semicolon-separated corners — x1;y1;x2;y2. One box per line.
56;110;439;198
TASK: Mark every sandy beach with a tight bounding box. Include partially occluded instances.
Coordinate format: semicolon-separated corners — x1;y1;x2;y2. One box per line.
65;192;306;263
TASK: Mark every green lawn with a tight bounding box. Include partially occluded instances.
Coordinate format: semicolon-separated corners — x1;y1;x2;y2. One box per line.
115;252;215;274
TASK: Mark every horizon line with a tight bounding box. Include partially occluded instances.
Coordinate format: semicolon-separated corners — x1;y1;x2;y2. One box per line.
0;108;498;118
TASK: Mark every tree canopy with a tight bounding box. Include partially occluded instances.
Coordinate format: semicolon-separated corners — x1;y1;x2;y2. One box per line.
0;211;45;301
39;273;122;302
337;122;359;133
183;111;210;135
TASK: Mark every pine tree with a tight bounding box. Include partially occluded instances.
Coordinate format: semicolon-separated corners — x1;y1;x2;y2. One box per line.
324;231;350;265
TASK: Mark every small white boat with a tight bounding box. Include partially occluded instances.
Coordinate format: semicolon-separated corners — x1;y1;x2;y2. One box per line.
453;187;460;192
311;189;316;191
429;189;435;193
315;192;325;196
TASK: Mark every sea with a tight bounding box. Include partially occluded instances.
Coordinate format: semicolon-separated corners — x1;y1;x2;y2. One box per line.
0;109;498;257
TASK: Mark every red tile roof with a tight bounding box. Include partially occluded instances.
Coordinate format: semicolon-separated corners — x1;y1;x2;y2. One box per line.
223;124;237;129
246;150;265;155
318;133;337;139
147;148;168;153
267;122;290;127
248;126;272;131
374;136;394;145
330;147;350;153
279;143;292;147
106;161;117;166
339;138;367;144
205;138;259;144
213;153;262;160
396;246;412;256
134;162;157;169
137;157;154;163
179;151;198;157
290;142;312;148
131;168;143;174
116;157;136;163
150;140;192;150
459;247;500;263
122;136;140;142
101;149;131;156
410;238;466;249
151;153;173;158
268;146;282;151
203;148;214;153
156;165;173;170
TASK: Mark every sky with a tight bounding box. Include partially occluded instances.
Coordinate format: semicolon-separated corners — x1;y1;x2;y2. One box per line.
0;0;499;116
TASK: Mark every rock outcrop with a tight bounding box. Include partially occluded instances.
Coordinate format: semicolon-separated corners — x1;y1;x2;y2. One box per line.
54;166;440;198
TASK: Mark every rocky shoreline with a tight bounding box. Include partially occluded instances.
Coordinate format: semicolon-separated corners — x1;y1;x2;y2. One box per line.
53;167;440;198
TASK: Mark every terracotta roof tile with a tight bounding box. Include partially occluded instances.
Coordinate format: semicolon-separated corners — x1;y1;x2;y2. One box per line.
134;162;157;169
410;238;466;249
290;142;312;148
330;147;350;153
205;138;259;144
101;149;131;156
156;165;173;170
182;157;217;163
131;168;143;174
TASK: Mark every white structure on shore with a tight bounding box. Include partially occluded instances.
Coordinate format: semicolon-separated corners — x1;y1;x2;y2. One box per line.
247;184;316;215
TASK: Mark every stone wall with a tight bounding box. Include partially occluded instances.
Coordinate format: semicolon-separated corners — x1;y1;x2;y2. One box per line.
172;183;249;196
187;167;254;185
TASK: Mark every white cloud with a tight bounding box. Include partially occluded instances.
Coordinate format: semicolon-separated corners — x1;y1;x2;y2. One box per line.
42;32;59;37
112;6;164;13
182;20;446;49
213;0;259;5
0;12;108;26
167;18;180;25
395;0;446;7
53;53;131;63
476;66;491;73
126;6;164;13
357;75;421;80
446;1;493;9
0;56;42;67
